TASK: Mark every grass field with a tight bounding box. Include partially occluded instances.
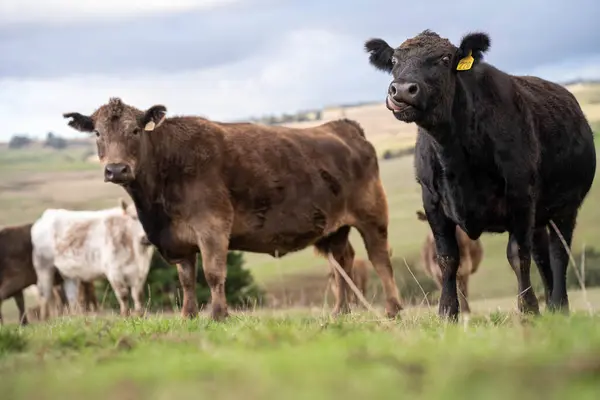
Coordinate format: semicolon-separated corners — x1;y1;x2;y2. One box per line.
2;292;600;400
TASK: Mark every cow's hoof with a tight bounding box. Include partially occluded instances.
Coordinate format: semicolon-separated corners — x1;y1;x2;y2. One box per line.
210;304;229;321
331;304;351;317
518;293;540;316
385;299;403;319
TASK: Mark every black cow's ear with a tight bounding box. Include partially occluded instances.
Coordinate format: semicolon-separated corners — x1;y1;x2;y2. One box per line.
63;112;95;132
455;32;491;71
141;105;167;131
365;38;394;73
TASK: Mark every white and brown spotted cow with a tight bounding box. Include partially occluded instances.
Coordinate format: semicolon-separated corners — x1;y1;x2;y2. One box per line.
31;199;154;320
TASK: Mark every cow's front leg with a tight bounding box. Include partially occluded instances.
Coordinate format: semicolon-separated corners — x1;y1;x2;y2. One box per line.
198;233;230;321
424;207;461;321
130;284;144;316
108;278;131;317
176;255;198;319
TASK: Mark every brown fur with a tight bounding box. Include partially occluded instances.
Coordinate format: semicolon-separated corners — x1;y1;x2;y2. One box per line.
416;210;483;313
327;258;370;306
55;220;95;255
0;223;98;325
64;98;404;320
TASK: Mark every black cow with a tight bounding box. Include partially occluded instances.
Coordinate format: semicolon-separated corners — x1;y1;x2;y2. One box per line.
365;29;596;320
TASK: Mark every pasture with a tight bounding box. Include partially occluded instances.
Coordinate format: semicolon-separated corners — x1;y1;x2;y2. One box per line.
1;83;600;399
1;296;600;399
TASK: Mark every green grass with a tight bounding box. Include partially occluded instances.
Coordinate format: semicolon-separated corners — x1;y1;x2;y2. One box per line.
1;307;600;400
0;146;97;174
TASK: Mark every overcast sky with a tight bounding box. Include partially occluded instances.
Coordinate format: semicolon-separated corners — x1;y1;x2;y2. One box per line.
0;0;599;140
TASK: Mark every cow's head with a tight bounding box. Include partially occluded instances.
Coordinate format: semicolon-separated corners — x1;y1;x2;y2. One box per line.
119;198;152;248
365;30;490;126
63;98;167;185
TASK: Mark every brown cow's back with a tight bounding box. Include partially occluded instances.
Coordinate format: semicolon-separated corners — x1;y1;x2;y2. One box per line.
137;116;382;259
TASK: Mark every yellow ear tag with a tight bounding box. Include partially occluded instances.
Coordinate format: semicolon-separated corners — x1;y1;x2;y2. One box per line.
456;50;474;71
144;121;156;131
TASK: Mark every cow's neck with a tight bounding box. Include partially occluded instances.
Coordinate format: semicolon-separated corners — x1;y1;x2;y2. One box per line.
421;78;475;182
419;77;481;228
124;138;172;237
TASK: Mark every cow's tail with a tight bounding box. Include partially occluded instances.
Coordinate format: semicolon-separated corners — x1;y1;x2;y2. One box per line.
416;210;428;221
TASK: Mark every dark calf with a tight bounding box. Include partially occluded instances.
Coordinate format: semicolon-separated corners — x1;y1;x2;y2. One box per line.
365;30;596;320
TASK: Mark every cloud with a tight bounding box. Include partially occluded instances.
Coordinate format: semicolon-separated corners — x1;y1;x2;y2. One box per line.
0;29;380;139
2;0;598;79
0;0;238;25
1;0;599;140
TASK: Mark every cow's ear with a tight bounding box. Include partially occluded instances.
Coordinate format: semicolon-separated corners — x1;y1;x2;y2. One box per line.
365;38;394;73
455;32;490;71
118;197;128;213
63;112;95;133
140;105;167;132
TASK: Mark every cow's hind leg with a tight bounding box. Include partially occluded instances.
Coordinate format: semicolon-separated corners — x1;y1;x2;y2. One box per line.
507;234;540;315
14;291;29;326
548;212;577;314
36;268;55;321
532;227;553;308
315;226;355;316
355;223;402;319
457;275;470;314
176;255;199;319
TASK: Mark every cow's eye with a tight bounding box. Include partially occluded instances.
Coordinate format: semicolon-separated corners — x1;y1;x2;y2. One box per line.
391;57;398;65
132;127;140;135
441;55;450;65
93;130;100;138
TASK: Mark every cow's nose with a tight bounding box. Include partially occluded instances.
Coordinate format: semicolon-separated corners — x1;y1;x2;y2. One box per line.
104;163;132;183
389;81;420;103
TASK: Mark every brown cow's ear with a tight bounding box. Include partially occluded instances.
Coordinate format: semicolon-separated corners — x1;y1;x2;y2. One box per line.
118;197;128;213
141;105;167;131
63;112;95;132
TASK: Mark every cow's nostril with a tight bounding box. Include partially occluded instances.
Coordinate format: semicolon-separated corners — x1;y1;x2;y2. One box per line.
390;84;398;96
408;84;419;95
118;165;128;174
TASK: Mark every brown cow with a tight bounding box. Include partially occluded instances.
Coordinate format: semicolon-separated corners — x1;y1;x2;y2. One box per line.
0;223;98;325
63;97;403;320
416;210;483;313
327;258;370;306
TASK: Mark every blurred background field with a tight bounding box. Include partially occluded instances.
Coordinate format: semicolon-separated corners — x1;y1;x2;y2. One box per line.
2;82;600;319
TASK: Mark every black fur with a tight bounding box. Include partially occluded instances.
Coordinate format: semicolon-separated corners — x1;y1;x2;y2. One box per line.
365;38;394;73
369;29;597;321
456;32;491;64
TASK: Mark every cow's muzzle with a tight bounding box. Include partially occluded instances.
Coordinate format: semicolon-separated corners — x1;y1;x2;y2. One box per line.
104;163;133;184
